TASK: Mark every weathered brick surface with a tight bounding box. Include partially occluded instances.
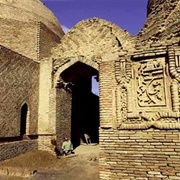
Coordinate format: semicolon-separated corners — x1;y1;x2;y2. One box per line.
39;23;61;59
0;18;38;60
0;46;39;137
99;128;180;179
99;61;116;128
0;18;62;61
38;135;55;155
0;140;37;161
56;88;71;149
0;0;64;37
137;0;180;47
38;88;71;153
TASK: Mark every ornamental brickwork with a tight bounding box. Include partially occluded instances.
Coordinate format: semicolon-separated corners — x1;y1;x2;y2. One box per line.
0;46;39;137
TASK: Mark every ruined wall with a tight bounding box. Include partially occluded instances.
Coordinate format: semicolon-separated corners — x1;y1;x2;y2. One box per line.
0;18;38;60
138;0;180;47
0;140;38;161
0;46;39;137
100;128;180;179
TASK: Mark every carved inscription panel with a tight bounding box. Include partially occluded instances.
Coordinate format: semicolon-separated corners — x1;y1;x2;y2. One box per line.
136;58;167;107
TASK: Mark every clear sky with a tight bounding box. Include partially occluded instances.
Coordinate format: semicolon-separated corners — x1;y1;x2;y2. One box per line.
41;0;149;95
42;0;149;35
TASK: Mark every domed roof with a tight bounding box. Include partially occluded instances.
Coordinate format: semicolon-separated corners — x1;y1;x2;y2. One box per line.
0;0;64;37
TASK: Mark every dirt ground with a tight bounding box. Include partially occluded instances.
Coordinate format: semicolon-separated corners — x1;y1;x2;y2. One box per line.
0;144;99;180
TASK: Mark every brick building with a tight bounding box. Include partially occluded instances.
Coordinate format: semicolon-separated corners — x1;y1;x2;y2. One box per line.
0;0;180;179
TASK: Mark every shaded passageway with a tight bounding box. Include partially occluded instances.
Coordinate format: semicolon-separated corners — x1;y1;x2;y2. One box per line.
60;62;99;148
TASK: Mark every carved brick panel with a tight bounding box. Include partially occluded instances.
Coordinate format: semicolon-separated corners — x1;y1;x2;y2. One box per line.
136;59;166;107
114;50;180;130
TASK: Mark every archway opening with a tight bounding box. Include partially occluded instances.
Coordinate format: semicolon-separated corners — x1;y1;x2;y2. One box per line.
20;103;28;137
60;61;99;148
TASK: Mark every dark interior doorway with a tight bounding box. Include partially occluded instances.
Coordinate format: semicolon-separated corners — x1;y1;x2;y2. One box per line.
20;103;28;136
61;62;99;148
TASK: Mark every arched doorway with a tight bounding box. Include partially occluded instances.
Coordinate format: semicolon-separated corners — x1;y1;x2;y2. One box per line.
60;61;99;148
51;17;129;149
20;103;28;136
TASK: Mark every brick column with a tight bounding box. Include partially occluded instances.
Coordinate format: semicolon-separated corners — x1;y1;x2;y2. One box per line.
99;61;116;128
55;88;72;150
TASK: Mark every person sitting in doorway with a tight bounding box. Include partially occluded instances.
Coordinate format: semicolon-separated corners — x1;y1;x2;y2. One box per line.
62;137;75;156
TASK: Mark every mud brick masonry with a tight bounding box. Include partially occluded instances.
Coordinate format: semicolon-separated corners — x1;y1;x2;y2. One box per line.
0;0;180;179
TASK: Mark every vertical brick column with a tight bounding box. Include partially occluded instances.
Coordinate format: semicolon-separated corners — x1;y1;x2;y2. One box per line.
38;58;52;134
38;59;55;153
49;88;57;134
99;61;115;128
55;88;72;150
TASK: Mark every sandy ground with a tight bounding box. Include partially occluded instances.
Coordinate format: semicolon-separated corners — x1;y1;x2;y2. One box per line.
0;144;99;180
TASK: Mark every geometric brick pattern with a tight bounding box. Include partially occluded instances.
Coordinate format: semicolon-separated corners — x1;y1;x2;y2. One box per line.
0;18;38;61
0;140;38;161
0;45;39;137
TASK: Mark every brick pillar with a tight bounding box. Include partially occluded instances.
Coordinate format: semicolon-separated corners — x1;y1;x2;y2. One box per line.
38;59;56;153
55;88;72;150
99;61;116;128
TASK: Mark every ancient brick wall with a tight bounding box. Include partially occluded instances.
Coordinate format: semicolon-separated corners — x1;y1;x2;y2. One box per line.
56;88;71;149
138;0;180;47
0;0;64;38
39;23;60;59
99;61;116;128
99;128;180;179
0;46;39;137
0;140;38;161
0;18;38;60
37;88;71;154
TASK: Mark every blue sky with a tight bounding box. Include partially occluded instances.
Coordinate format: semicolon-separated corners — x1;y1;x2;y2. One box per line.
42;0;148;35
41;0;149;95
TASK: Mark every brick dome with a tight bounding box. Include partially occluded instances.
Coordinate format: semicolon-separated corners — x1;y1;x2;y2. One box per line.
0;0;64;37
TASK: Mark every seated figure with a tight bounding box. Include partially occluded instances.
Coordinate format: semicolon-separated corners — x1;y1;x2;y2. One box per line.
62;137;74;156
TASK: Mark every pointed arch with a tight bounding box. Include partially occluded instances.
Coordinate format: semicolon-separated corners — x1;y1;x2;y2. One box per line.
53;59;98;87
51;17;133;86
